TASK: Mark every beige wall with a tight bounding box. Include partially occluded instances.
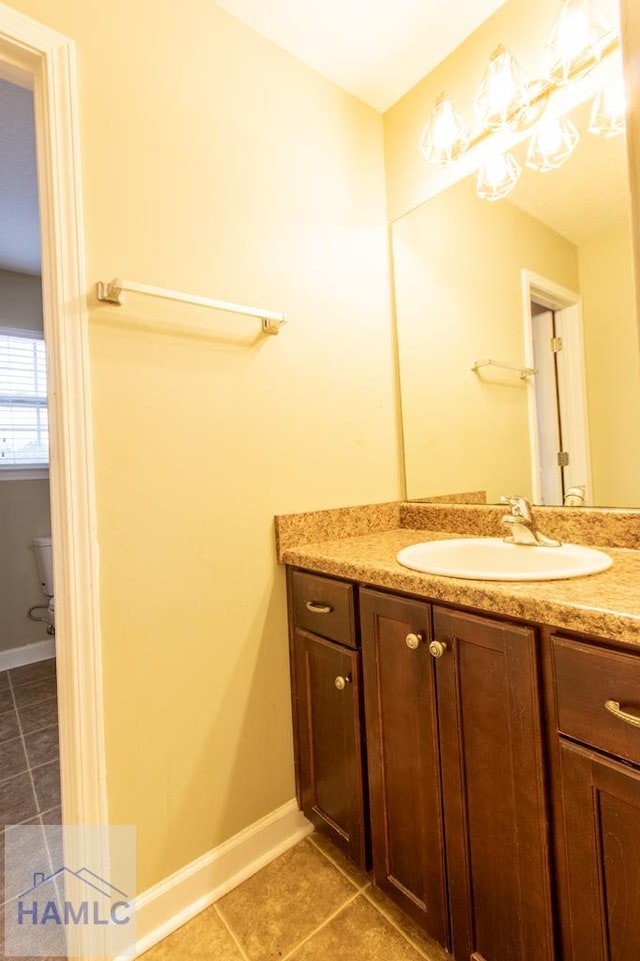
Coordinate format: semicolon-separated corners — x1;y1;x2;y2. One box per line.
6;0;401;891
579;220;640;505
621;0;640;332
0;269;42;330
393;175;578;502
0;479;51;652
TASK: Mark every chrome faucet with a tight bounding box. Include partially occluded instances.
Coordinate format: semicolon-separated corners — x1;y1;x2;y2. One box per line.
500;495;562;547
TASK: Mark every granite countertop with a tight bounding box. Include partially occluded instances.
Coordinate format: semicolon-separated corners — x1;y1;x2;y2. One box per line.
280;523;640;648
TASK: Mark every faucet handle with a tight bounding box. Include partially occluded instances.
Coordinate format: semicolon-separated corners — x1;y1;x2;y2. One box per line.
500;495;533;520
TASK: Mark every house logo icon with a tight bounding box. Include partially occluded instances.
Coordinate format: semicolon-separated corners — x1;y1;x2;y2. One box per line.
17;866;131;927
4;823;136;958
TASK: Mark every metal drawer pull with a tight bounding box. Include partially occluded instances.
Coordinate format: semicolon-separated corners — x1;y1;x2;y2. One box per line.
305;600;333;614
605;700;640;728
335;675;352;691
405;633;422;649
429;640;448;659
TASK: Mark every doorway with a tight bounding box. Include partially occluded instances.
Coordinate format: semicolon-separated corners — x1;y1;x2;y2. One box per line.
522;270;593;505
0;72;63;832
0;1;107;919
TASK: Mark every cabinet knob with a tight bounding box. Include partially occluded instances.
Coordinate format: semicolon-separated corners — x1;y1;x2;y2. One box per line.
405;633;422;650
429;640;448;659
335;675;352;691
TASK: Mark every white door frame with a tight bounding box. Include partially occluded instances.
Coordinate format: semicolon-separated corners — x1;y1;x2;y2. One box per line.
0;3;107;839
521;269;593;505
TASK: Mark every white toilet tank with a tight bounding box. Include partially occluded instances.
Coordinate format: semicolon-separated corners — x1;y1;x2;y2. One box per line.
32;535;54;597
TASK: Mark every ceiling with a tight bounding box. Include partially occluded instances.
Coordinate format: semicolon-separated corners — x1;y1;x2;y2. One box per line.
0;78;40;275
213;0;508;111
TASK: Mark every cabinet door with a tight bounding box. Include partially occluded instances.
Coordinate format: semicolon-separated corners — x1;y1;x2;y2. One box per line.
559;739;640;961
433;607;554;961
360;589;448;945
293;628;367;867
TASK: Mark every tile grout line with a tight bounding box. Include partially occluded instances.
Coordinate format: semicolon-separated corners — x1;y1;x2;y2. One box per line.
0;740;59;788
213;903;251;961
361;888;447;961
14;719;59;740
307;834;370;891
307;835;446;961
7;693;58;712
0;766;30;788
10;672;57;691
278;889;362;961
7;673;41;818
0;713;58;750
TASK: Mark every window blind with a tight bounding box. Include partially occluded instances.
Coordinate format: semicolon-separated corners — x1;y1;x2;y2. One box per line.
0;328;49;468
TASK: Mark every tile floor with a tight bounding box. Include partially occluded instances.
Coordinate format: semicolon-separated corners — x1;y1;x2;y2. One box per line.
141;834;452;961
2;671;452;961
0;659;61;832
0;658;62;960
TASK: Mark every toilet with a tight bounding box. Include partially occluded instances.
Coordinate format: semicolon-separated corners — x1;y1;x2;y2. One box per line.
31;535;55;633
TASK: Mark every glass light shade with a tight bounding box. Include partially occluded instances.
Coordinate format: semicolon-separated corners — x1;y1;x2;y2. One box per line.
476;151;522;201
474;45;530;130
544;0;613;85
419;94;469;165
526;113;580;172
589;80;626;137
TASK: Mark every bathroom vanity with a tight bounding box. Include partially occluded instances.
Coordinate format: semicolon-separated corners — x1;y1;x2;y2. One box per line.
278;502;640;961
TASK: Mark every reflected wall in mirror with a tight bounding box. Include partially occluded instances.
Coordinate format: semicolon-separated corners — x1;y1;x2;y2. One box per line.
393;10;639;509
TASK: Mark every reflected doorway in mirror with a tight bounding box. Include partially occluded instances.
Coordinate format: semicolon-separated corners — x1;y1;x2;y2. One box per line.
522;270;592;506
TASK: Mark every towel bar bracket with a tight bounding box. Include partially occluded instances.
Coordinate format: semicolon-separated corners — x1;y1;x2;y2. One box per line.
96;279;124;305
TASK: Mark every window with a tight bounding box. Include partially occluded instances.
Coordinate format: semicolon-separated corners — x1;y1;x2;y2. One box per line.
0;327;49;471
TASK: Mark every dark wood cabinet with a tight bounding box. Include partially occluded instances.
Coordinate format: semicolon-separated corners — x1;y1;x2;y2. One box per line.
360;589;448;943
288;571;368;868
360;591;552;960
286;564;639;961
550;635;640;961
433;607;554;961
558;741;640;961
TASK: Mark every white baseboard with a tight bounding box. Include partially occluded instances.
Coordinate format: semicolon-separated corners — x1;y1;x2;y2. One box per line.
117;799;312;959
0;637;56;672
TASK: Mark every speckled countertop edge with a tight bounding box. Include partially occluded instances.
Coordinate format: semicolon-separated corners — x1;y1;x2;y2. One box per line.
282;528;640;647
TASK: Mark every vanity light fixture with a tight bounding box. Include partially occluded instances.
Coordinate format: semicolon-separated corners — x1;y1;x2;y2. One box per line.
476;150;522;201
544;0;613;85
418;0;622;201
473;45;530;130
588;79;626;137
526;112;580;172
419;94;469;165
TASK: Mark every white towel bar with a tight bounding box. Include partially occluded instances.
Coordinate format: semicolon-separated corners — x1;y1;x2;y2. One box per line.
471;358;537;380
96;278;286;335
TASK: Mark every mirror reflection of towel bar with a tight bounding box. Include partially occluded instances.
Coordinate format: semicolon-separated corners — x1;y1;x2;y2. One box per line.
96;278;286;335
471;358;537;380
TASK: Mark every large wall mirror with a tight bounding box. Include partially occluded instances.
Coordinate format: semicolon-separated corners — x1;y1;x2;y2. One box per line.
393;4;639;508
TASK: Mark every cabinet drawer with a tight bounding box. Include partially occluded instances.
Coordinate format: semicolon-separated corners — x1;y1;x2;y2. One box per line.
552;635;640;766
291;570;356;648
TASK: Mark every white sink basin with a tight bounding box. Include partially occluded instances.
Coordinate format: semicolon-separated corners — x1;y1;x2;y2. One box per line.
396;537;613;581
